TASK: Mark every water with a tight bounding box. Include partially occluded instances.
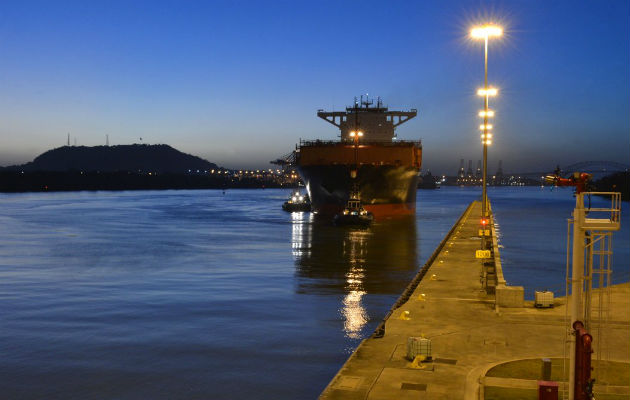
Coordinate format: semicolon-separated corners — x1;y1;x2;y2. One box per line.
490;187;630;297
0;187;627;399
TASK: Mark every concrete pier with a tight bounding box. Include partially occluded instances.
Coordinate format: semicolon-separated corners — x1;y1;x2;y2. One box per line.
320;200;629;399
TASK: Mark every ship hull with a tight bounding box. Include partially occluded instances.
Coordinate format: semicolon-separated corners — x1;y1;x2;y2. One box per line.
297;164;419;218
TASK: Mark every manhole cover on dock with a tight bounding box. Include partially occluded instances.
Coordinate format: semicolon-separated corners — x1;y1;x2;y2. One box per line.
433;358;458;365
484;339;507;346
401;382;427;391
333;376;363;390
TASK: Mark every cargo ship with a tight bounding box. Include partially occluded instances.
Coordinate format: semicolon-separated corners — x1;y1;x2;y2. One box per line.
294;97;422;218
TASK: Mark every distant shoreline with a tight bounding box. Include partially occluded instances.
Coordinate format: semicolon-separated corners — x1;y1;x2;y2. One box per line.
0;171;298;193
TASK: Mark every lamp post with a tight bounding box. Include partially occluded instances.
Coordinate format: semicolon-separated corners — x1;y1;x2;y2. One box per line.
472;24;502;244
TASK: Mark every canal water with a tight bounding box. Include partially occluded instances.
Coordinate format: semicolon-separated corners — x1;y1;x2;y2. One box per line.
0;187;627;399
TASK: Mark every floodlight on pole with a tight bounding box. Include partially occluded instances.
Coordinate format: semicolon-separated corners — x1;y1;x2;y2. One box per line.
471;22;502;247
477;88;498;96
470;25;503;39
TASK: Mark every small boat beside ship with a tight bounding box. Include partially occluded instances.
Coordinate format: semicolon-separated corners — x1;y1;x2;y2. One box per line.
282;191;311;212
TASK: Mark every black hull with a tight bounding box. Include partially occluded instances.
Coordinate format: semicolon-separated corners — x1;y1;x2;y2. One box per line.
296;165;419;217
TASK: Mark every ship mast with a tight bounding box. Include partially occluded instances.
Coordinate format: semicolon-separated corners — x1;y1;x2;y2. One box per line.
348;98;363;199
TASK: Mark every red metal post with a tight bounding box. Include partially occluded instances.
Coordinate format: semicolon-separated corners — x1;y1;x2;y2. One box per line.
538;381;559;400
573;321;594;400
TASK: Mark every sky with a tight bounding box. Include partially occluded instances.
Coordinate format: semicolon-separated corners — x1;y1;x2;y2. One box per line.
0;0;627;175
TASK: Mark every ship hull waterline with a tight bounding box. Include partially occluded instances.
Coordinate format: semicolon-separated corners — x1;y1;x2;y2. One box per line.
297;164;419;219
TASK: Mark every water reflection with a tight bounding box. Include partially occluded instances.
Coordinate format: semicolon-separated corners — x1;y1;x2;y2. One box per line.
291;211;314;258
291;215;418;339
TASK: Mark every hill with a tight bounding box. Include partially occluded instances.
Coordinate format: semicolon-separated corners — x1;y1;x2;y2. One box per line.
595;171;629;201
7;144;218;173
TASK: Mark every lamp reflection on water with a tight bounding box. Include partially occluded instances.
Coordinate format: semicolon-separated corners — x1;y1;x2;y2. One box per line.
341;230;370;338
292;216;418;341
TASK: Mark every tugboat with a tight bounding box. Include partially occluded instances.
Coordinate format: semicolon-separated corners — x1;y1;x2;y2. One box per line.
419;170;439;189
282;191;311;212
333;188;373;226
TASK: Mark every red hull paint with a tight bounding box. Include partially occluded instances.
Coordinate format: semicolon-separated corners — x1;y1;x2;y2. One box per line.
314;202;416;219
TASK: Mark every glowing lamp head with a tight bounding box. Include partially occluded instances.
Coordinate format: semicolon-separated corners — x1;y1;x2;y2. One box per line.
479;124;493;130
357;131;364;137
477;88;498;96
479;110;495;117
471;25;503;39
349;131;356;137
481;218;487;225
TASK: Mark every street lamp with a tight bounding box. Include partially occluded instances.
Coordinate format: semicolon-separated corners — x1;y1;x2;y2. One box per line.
471;24;502;242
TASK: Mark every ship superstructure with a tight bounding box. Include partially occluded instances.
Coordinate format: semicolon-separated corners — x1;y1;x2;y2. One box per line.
295;97;422;218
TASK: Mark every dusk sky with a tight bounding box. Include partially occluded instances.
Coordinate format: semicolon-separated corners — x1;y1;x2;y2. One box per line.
0;0;627;174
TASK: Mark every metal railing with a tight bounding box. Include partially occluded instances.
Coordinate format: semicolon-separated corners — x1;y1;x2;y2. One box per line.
299;139;422;147
581;192;621;231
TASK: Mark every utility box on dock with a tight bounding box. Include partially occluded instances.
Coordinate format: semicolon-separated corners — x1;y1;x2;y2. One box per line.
534;291;554;308
537;381;558;400
496;285;524;307
541;358;552;380
406;337;431;360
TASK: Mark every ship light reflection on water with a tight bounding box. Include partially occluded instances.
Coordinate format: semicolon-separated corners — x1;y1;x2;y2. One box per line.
291;211;313;257
341;230;370;339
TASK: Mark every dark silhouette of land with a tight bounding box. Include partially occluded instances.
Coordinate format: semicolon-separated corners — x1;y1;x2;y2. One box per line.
0;144;295;192
6;144;217;173
595;171;629;201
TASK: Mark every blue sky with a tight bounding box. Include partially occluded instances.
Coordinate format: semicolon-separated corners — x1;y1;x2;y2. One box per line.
0;0;627;174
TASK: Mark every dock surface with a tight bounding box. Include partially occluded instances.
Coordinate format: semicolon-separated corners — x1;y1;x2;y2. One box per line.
320;200;629;399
